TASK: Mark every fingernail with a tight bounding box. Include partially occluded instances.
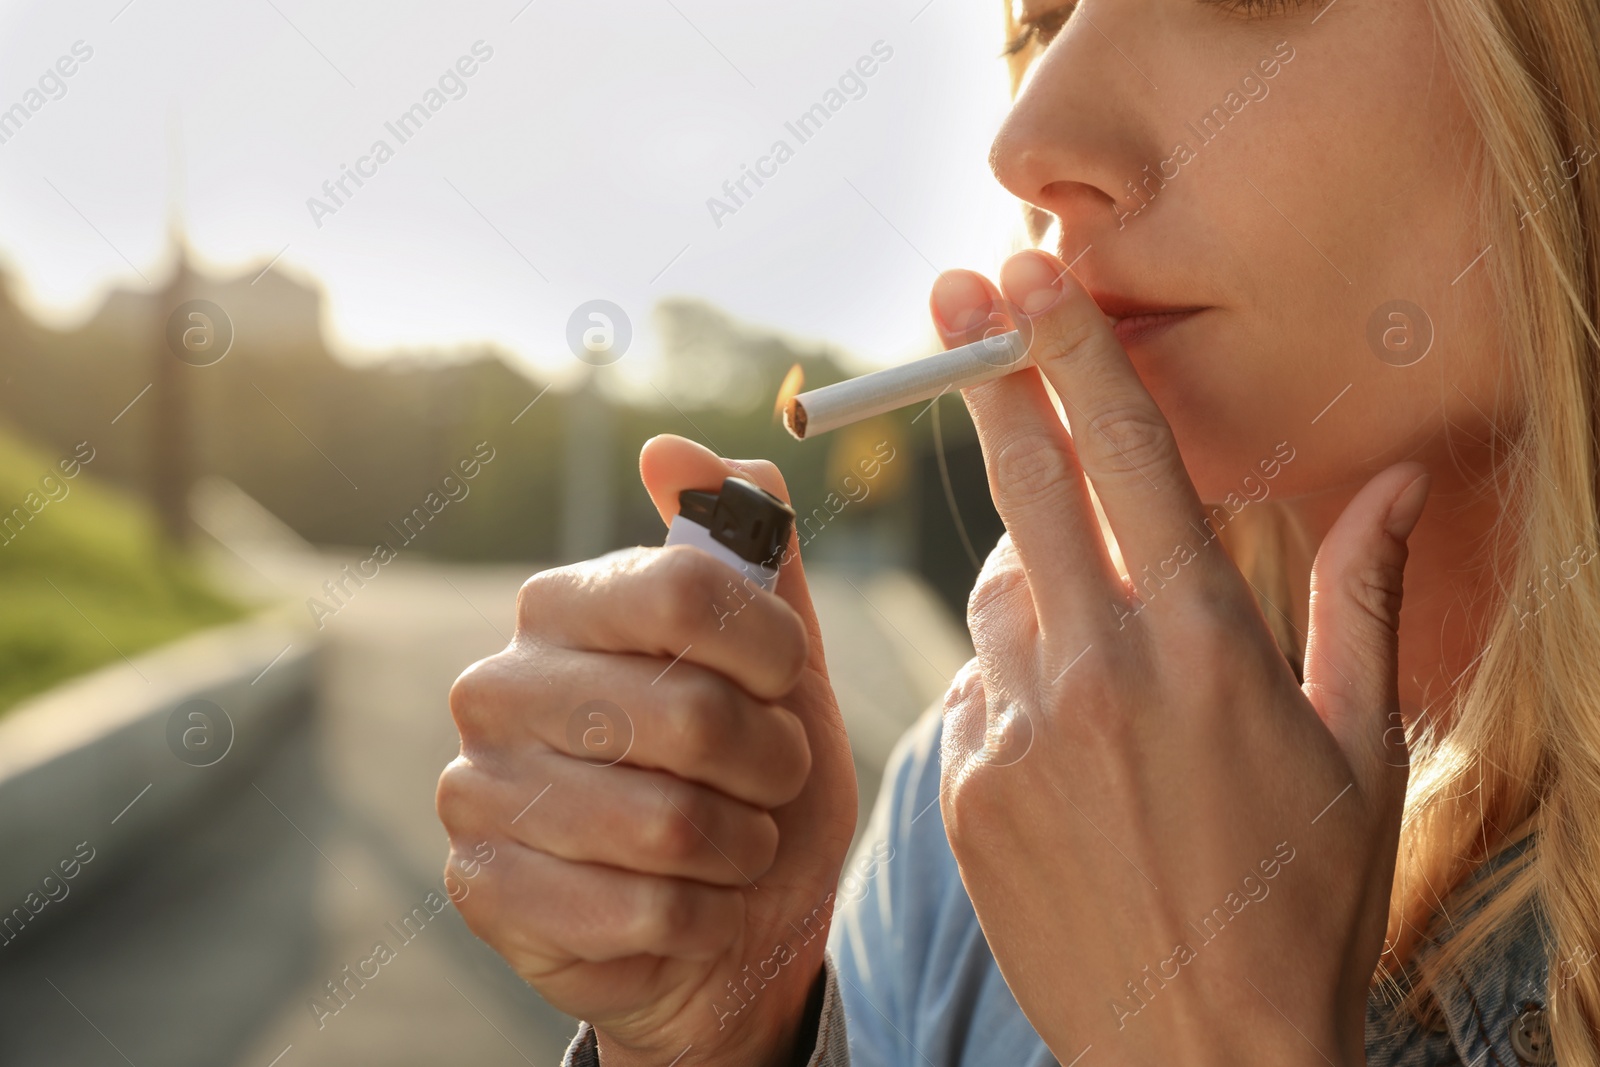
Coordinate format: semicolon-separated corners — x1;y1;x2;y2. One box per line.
654;434;720;462
931;271;992;335
1384;472;1431;540
1000;251;1067;316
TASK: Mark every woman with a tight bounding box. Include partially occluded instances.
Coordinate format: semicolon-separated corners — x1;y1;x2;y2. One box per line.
436;0;1600;1063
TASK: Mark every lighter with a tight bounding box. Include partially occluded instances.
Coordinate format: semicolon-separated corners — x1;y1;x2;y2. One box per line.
663;476;795;593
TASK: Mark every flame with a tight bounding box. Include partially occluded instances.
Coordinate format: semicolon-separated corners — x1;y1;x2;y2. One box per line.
773;362;805;422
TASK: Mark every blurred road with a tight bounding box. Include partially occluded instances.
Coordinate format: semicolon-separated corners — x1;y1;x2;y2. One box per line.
0;544;971;1066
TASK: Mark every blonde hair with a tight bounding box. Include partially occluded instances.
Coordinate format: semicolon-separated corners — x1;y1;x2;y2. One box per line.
1001;0;1600;1060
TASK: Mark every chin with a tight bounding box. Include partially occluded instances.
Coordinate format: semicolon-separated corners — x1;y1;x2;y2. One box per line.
1169;422;1306;511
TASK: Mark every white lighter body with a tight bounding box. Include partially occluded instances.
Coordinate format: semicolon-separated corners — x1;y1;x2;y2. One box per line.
664;515;780;592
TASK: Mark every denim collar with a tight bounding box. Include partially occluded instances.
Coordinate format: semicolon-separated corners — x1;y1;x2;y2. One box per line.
1391;832;1552;1067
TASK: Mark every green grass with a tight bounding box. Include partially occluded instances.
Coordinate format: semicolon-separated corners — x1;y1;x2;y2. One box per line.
0;424;246;713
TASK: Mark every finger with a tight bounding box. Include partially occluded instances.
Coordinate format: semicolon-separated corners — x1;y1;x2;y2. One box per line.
1302;463;1429;810
930;269;1009;348
451;840;743;965
515;544;808;702
639;434;828;676
439;755;780;888
449;647;811;809
933;270;1122;627
997;249;1219;596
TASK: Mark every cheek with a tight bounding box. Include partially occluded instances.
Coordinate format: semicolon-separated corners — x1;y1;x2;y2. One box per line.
1149;7;1495;499
1132;308;1321;502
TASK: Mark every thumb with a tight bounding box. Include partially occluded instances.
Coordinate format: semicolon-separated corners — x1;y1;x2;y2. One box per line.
1302;462;1430;801
639;434;829;675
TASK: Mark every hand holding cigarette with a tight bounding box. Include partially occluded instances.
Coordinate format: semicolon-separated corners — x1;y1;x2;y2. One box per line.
925;249;1427;1063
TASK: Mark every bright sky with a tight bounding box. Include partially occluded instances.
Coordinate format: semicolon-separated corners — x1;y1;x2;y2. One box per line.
0;0;1026;384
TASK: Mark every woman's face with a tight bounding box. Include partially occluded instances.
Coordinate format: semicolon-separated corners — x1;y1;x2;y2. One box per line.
989;0;1506;504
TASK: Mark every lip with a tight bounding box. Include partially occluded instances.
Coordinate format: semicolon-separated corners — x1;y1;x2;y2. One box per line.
1108;308;1205;347
1088;292;1208;348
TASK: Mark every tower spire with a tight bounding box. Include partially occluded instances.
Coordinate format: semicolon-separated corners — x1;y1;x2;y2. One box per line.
149;103;194;545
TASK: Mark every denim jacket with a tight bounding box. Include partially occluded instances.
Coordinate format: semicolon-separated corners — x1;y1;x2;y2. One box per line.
564;707;1555;1067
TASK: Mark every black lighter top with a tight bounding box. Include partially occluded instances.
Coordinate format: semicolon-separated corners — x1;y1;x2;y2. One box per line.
675;477;795;568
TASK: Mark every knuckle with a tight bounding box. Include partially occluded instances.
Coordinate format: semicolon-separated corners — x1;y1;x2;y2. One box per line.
447;661;488;736
771;607;810;693
940;763;1000;844
442;858;477;916
976;533;1020;578
937;692;1013;841
628;879;698;946
444;844;487;892
651;548;724;638
733;459;787;497
766;705;813;800
968;553;1028;621
1035;307;1102;366
640;784;706;864
664;675;734;767
993;435;1073;508
448;650;546;742
968;570;1024;621
941;665;984;731
435;759;474;829
447;656;512;741
515;550;655;634
1086;404;1176;477
746;812;781;873
514;568;565;633
945;657;985;710
444;852;501;935
1343;556;1406;631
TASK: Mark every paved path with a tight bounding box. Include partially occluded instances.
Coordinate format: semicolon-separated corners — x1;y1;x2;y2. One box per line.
0;551;970;1066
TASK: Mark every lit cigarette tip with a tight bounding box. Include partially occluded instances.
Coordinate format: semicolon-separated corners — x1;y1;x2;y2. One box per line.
774;363;805;421
783;397;808;440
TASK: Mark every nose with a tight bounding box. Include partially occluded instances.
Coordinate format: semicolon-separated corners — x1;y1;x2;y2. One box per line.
988;7;1159;242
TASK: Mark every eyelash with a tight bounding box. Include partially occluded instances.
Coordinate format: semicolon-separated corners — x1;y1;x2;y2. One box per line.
1002;0;1311;58
1212;0;1311;14
1001;6;1071;57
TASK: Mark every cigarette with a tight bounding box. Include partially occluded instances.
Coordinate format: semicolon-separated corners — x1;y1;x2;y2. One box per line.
782;329;1030;440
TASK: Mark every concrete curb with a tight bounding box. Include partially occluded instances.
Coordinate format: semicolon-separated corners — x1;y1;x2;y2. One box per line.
0;611;319;942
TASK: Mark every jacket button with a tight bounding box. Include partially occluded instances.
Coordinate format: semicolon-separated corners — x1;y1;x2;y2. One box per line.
1510;1003;1555;1065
